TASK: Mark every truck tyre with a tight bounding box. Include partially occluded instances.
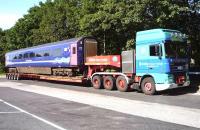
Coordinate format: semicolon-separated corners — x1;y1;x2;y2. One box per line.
92;75;103;89
116;76;128;92
103;76;116;90
141;77;156;95
15;74;18;80
17;74;19;80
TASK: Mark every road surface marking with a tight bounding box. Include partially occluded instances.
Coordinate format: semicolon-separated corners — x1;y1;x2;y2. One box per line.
0;111;22;114
0;82;200;128
1;99;67;130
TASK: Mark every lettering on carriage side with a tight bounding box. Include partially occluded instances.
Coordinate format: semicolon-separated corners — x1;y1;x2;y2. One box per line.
64;47;70;52
55;57;70;64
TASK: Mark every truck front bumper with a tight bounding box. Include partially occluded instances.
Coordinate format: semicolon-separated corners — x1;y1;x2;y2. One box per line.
155;81;190;91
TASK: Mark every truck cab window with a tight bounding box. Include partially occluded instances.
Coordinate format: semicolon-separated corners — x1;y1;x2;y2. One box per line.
165;41;186;58
150;45;162;56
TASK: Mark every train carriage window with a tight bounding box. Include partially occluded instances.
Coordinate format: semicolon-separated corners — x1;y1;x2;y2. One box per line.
52;48;62;57
30;52;35;58
18;54;23;59
36;54;42;57
13;56;18;60
44;52;50;57
23;53;29;59
36;52;43;57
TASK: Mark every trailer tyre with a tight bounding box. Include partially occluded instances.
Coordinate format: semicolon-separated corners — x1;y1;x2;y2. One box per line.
11;74;14;80
8;74;10;80
92;75;103;89
103;76;116;90
141;77;156;95
116;76;128;92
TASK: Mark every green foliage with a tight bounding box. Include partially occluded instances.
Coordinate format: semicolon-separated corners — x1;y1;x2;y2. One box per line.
124;39;135;51
0;0;200;71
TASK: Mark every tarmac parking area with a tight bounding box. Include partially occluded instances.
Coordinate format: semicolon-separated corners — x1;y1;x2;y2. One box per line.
0;99;62;130
0;77;200;130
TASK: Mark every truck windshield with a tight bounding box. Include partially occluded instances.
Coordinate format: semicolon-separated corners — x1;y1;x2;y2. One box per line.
165;41;187;58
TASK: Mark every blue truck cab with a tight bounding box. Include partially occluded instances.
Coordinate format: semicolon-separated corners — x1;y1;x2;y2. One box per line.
135;29;190;94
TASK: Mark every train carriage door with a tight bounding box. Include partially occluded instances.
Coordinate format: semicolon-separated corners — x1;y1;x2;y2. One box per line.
84;39;97;62
70;44;77;65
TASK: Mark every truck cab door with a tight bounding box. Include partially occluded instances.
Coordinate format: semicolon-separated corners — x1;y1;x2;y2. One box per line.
148;44;163;73
70;44;77;65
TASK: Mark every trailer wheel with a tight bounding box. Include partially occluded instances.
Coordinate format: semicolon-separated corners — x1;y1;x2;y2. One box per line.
9;74;12;80
9;74;11;80
7;74;10;80
116;76;128;92
103;76;116;90
11;74;14;80
141;77;156;95
92;75;103;89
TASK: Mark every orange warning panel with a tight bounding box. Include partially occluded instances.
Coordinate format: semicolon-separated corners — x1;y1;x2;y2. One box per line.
85;55;121;68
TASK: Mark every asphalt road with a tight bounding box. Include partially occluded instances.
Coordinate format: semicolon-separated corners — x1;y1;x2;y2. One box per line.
0;77;200;130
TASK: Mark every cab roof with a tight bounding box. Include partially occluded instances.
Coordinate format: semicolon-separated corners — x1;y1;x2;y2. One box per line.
136;28;184;45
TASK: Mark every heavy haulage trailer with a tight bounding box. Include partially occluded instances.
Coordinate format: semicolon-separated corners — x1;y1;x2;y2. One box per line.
5;29;190;95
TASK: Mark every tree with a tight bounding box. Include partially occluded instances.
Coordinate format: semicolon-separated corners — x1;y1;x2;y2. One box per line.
0;28;7;72
1;0;200;70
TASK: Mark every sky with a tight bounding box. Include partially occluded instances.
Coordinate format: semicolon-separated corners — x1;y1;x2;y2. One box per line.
0;0;46;30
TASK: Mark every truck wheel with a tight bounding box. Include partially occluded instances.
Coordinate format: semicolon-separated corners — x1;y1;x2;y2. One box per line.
92;75;103;89
14;74;18;80
141;77;156;95
103;76;116;90
9;74;11;80
17;74;20;80
116;76;128;92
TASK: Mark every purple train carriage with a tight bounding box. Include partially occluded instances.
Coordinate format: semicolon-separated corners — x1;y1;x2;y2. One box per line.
5;37;98;77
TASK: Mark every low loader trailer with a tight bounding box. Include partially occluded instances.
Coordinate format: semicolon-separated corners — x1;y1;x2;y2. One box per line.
5;29;190;95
